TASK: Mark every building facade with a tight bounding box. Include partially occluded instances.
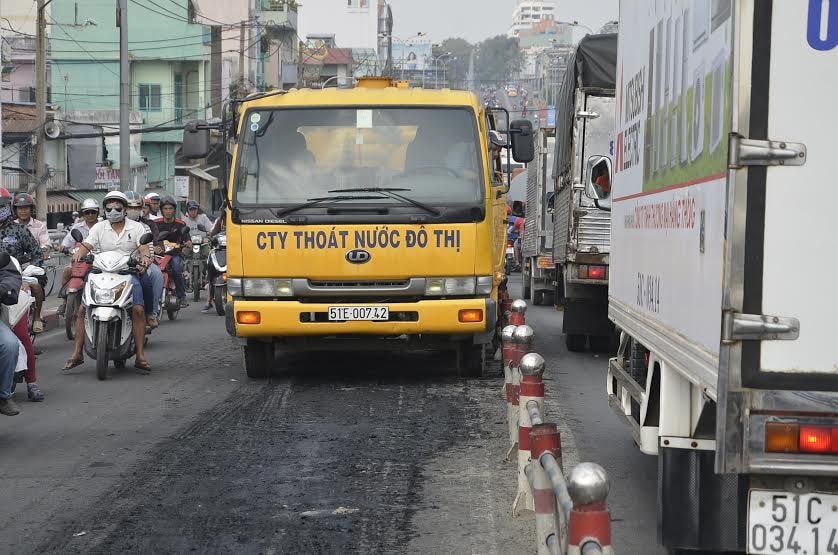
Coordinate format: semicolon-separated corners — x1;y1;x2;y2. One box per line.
508;0;557;38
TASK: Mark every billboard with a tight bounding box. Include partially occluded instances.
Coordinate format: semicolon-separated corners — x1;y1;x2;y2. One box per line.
391;42;432;72
347;0;369;11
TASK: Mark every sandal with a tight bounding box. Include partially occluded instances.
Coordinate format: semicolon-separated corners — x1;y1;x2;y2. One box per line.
133;360;152;374
32;320;44;334
63;357;84;371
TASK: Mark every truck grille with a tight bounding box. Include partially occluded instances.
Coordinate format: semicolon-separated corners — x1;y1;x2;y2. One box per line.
308;280;410;288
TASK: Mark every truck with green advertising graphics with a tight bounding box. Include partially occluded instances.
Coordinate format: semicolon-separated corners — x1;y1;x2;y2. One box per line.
605;1;838;552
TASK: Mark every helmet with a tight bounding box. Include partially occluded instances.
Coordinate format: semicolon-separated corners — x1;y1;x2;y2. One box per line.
13;193;35;208
0;188;11;206
489;130;507;148
144;192;161;202
159;195;177;209
124;190;143;208
80;198;100;213
103;190;129;208
186;200;199;210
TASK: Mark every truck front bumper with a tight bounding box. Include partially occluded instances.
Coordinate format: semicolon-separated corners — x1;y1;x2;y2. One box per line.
226;298;496;340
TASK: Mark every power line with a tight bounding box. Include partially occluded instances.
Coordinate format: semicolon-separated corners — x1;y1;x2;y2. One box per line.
0;24;250;45
47;15;120;77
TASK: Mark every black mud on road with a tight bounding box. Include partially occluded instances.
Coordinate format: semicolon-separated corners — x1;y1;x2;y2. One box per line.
39;351;510;554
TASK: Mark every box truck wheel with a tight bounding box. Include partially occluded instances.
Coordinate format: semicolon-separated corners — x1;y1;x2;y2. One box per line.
243;339;273;379
565;334;586;352
523;266;532;300
457;342;486;378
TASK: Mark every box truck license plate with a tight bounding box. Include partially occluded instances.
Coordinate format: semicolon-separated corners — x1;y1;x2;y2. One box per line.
747;490;838;554
328;306;389;321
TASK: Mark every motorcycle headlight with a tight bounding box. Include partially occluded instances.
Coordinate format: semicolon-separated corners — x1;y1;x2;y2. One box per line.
92;283;125;304
216;235;227;247
425;277;476;296
191;235;202;243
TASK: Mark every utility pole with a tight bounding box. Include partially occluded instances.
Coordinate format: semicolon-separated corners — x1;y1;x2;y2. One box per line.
35;0;48;217
117;0;131;191
239;20;246;87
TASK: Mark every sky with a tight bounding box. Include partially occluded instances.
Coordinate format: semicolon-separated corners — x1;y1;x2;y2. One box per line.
298;0;619;48
384;0;617;43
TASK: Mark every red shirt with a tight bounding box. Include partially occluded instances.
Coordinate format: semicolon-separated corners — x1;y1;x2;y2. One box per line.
513;217;525;235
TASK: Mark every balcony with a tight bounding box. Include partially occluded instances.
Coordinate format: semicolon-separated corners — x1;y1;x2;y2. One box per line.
260;0;298;30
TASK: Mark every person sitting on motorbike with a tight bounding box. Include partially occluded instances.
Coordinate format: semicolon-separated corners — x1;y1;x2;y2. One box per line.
64;191;154;373
13;193;49;334
125;191;164;329
155;196;191;309
0;254;25;416
202;208;226;314
58;198;100;311
143;192;162;221
0;188;44;401
183;200;213;237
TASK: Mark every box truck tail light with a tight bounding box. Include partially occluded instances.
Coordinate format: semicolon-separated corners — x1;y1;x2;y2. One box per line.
765;423;838;454
578;265;607;280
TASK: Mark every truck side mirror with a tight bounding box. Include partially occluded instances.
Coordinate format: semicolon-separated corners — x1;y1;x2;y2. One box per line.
509;119;535;163
586;155;613;201
182;120;210;159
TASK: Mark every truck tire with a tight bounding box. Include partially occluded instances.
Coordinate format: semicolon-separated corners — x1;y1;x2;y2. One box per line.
457;343;486;378
565;334;586;352
533;290;545;306
541;290;555;306
629;339;648;385
243;340;273;379
522;266;532;301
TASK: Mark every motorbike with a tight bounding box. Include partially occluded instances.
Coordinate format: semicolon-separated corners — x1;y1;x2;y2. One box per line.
0;253;35;393
156;240;185;321
63;254;91;340
71;228;154;380
20;264;45;343
208;232;227;316
188;225;210;302
504;239;518;275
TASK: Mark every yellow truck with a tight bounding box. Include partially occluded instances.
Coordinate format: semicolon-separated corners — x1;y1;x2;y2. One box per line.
183;78;534;377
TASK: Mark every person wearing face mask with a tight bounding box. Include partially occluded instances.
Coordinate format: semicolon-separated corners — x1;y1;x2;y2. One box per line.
125;191;164;328
0;188;44;401
155;196;191;309
63;191;154;373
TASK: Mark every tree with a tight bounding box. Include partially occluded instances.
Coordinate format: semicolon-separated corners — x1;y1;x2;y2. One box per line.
435;38;473;88
475;35;523;85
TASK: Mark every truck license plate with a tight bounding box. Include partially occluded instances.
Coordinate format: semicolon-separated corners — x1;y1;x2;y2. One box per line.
747;490;838;554
327;306;389;321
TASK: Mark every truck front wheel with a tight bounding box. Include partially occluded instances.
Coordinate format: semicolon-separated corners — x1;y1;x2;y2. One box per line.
243;340;273;379
457;343;486;378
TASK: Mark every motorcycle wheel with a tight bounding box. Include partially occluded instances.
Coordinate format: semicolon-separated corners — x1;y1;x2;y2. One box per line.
96;322;109;381
214;285;226;316
192;266;201;302
65;292;80;341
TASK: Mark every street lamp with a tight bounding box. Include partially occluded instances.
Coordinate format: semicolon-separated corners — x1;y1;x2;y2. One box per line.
432;52;452;89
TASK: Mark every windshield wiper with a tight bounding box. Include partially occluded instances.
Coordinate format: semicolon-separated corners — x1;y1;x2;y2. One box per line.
272;195;386;218
328;187;441;216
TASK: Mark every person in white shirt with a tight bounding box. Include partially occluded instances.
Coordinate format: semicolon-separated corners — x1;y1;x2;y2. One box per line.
183;200;213;236
58;198;100;311
64;191;154;373
13;193;50;333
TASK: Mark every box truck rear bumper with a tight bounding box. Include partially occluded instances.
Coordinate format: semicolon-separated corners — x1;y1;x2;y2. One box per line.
562;285;613;336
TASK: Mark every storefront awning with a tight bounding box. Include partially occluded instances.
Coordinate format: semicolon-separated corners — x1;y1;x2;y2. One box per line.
67;190;110;205
188;167;218;183
48;193;80;213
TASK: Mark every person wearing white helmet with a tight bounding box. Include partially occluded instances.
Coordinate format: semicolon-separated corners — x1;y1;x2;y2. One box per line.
64;190;154;373
143;192;162;221
58;198;101;314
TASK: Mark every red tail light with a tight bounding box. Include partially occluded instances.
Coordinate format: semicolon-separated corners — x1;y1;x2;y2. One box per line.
800;426;833;453
765;423;838;454
578;265;607;280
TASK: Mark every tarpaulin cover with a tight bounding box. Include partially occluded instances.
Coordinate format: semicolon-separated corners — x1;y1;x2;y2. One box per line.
553;33;618;181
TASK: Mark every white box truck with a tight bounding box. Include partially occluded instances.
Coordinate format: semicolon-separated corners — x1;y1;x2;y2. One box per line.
551;33;618;352
522;126;556;306
605;1;838;552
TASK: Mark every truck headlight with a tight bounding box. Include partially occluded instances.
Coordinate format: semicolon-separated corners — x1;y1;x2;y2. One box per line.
425;277;476;296
242;278;294;297
476;276;493;295
228;278;243;297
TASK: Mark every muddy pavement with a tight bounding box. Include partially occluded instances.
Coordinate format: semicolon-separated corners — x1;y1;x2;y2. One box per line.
38;349;533;554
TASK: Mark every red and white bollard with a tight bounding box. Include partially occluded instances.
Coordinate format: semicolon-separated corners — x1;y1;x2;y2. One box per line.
528;422;562;553
514;353;546;516
501;325;518;446
507;325;534;457
510;299;527;326
567;463;613;555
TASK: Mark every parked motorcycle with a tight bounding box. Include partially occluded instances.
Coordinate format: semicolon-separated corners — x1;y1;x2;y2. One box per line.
208;232;227;316
156;240;184;321
72;228;154;380
63;255;91;340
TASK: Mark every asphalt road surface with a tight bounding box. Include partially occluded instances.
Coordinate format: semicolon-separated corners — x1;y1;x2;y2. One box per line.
2;281;664;553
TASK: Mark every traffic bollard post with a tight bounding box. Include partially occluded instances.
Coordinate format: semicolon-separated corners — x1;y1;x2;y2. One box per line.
530;422;566;553
507;325;534;458
502;325;518;446
514;353;546;516
510;299;527;326
567;463;613;555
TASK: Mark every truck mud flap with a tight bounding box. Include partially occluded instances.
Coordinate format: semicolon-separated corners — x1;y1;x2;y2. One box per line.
658;446;747;551
562;297;613;336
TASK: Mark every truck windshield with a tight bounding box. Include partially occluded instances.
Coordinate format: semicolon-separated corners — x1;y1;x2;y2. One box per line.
233;107;485;208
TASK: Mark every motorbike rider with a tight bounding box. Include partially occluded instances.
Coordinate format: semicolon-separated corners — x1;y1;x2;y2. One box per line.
202;207;226;314
13;193;50;334
0;255;25;416
0;188;44;401
143;192;162;221
155;196;191;309
58;198;100;312
64;191;154;373
126;191;164;329
183;200;213;236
